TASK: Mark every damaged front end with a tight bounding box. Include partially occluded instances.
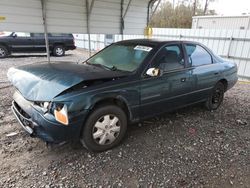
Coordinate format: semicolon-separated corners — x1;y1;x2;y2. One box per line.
11;101;35;135
11;90;88;143
7;61;128;143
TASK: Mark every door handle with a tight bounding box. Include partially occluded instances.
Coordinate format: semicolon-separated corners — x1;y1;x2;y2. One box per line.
181;78;186;82
214;72;219;75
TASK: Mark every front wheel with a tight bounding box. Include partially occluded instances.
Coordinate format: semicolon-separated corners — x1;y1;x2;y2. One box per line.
0;45;8;58
53;45;65;57
80;105;127;152
205;82;225;110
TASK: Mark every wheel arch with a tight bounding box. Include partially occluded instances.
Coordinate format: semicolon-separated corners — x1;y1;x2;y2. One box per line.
52;43;65;49
89;96;132;122
78;96;132;139
218;78;228;91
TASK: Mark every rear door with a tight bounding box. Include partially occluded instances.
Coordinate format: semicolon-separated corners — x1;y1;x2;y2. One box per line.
183;43;221;101
140;42;195;118
31;33;46;52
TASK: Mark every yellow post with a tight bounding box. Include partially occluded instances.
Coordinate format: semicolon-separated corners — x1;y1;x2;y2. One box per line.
0;16;6;21
144;26;153;39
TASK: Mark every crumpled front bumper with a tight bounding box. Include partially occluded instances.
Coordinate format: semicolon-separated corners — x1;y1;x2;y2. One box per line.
11;91;88;143
12;101;35;135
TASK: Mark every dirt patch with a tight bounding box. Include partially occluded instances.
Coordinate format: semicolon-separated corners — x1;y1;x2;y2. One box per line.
0;52;249;187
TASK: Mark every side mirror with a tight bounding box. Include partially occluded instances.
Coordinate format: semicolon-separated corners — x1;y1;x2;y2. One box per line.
12;34;17;38
146;68;161;77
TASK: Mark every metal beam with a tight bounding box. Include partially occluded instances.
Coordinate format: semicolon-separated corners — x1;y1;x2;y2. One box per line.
150;0;161;19
123;0;132;19
147;0;159;26
41;0;50;62
89;0;95;14
121;0;132;38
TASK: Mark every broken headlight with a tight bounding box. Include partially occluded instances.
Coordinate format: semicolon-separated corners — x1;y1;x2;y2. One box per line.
34;101;50;111
50;102;69;125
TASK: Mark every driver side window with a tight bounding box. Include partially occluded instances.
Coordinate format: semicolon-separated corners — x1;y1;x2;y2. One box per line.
153;44;184;72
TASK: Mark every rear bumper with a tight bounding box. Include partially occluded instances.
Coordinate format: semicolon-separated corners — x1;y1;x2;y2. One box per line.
11;91;88;143
66;45;76;50
227;75;238;91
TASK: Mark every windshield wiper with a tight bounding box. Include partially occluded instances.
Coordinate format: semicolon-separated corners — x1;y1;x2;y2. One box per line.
109;66;117;71
84;61;125;72
88;63;118;71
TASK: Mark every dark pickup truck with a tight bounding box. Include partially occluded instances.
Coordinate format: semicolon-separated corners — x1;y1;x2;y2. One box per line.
0;32;76;58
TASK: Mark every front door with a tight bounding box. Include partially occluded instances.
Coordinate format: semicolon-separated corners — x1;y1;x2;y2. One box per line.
9;32;34;52
140;43;194;118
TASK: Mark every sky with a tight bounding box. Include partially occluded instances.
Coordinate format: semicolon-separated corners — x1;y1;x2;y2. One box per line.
209;0;250;15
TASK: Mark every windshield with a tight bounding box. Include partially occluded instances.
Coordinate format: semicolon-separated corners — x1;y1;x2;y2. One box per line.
87;44;152;72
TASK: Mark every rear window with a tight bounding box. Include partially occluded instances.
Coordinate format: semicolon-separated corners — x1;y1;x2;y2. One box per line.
32;33;44;37
50;33;72;37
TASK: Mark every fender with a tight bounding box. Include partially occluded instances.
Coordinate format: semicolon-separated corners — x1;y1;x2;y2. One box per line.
88;90;140;122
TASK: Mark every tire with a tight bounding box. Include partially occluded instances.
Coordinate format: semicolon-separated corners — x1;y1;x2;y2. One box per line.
0;45;8;58
53;45;65;57
80;105;127;152
205;82;225;111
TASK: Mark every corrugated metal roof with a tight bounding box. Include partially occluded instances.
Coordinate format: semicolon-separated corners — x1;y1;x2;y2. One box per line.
0;0;154;34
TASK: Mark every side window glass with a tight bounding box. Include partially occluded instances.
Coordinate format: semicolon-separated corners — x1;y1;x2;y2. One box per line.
32;33;44;37
14;32;31;37
154;44;184;72
184;44;212;66
50;33;70;37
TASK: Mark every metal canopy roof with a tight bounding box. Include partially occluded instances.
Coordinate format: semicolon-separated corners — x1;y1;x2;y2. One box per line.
0;0;158;35
0;0;160;61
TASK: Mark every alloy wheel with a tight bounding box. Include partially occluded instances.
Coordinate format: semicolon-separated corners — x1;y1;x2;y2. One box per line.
55;47;63;56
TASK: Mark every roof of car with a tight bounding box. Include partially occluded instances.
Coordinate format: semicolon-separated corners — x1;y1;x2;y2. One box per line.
116;39;199;47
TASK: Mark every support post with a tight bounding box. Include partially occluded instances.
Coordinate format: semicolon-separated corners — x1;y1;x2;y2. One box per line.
41;0;50;62
227;36;233;58
120;0;124;38
86;0;91;57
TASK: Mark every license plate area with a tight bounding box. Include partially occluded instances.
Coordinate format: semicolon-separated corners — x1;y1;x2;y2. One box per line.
11;101;34;134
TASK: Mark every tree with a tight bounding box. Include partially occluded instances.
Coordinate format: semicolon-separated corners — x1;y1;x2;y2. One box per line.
203;0;215;15
193;0;197;16
149;0;216;28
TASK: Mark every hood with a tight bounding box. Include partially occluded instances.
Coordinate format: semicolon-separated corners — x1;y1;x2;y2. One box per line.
7;61;128;101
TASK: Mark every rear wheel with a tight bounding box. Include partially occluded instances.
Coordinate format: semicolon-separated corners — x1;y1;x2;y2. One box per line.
53;45;65;57
80;105;127;152
205;82;225;110
0;45;8;58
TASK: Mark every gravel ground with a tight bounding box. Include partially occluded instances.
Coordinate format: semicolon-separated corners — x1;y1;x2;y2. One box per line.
0;51;249;188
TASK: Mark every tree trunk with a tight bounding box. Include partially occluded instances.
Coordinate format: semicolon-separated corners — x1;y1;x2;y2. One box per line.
193;0;196;16
203;0;209;15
